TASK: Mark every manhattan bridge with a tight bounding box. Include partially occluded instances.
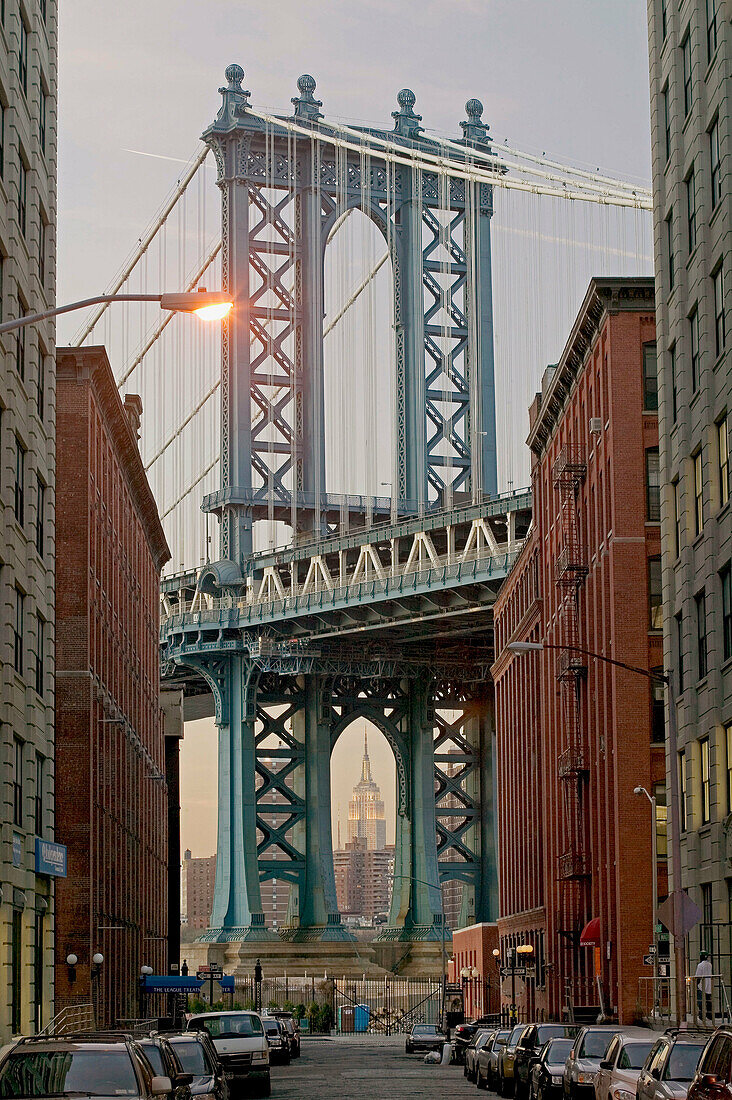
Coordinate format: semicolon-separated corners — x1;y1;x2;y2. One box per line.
72;65;652;950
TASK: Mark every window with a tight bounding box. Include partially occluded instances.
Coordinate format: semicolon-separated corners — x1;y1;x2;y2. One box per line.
13;736;23;826
34;909;44;1032
34;753;44;835
14;436;24;524
39;88;46;155
651;675;665;743
707;0;719;60
663;84;671;162
690;306;700;392
679;749;687;830
670;343;678;422
674;479;682;557
676;612;685;693
654;780;668;857
13;588;23;675
11;907;21;1034
714;266;726;356
701;739;711;824
727;724;732;814
722;564;732;661
15;311;25;380
666;210;674;291
647;448;661;520
687;167;697;253
682;33;692;117
35;478;44;556
701;882;714;958
649;557;663;630
719;417;730;507
696;590;708;679
661;0;667;39
710;117;721;210
18;15;27;95
17;157;26;237
643;342;658;410
0;102;5;178
34;614;44;697
39;0;45;21
694;449;703;535
36;352;44;420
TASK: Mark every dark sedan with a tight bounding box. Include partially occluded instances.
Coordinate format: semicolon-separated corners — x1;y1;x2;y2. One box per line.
405;1024;446;1055
530;1038;577;1100
515;1025;579;1099
167;1033;228;1100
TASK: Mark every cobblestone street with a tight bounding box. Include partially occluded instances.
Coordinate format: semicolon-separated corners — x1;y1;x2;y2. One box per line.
271;1036;479;1099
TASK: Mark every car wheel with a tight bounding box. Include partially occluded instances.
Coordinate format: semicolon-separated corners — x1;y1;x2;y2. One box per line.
477;1067;488;1091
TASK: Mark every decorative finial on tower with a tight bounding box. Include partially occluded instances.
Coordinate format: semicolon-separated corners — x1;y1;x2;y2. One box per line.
214;63;250;127
392;88;423;139
460;98;491;146
361;727;373;783
292;74;323;121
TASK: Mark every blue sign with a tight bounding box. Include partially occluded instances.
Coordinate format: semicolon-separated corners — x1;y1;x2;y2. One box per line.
35;839;67;877
12;834;22;868
143;975;203;993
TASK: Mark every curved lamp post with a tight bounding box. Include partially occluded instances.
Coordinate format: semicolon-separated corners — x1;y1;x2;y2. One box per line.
0;289;233;335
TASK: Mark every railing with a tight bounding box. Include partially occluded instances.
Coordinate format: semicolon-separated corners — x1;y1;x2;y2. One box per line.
637;974;732;1027
558;850;590;880
558;747;588;778
552;446;586;488
39;1003;95;1036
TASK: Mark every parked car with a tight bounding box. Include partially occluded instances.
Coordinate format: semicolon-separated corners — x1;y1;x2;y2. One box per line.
187;1011;270;1098
564;1026;625;1100
529;1037;577;1100
687;1027;732;1100
514;1026;579;1099
166;1032;229;1100
137;1036;194;1100
636;1031;708;1100
465;1031;494;1083
454;1023;482;1065
261;1019;290;1066
476;1029;511;1091
0;1034;177;1100
405;1023;446;1055
499;1024;532;1096
266;1011;300;1058
593;1030;656;1100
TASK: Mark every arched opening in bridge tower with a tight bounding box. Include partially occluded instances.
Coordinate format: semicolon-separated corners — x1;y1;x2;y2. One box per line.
330;719;396;930
323;208;395;502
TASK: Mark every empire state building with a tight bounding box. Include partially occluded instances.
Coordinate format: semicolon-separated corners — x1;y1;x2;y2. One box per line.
347;731;387;850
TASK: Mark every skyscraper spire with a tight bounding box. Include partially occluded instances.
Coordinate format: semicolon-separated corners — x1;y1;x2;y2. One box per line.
361;728;372;783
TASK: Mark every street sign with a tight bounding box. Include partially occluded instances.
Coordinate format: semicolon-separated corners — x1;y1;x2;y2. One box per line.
196;965;223;980
643;955;655;967
647;945;657;955
657;889;702;939
500;966;527;978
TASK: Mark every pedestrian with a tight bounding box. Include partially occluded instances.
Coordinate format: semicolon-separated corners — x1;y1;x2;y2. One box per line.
695;951;713;1021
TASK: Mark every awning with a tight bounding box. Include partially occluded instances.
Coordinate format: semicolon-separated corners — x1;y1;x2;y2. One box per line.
579;917;601;947
142;976;204;992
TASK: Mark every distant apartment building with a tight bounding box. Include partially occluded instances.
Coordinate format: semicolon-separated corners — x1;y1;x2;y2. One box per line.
55;347;170;1028
493;277;667;1023
647;0;732;979
334;838;394;920
181;849;216;931
0;0;58;1041
347;731;387;850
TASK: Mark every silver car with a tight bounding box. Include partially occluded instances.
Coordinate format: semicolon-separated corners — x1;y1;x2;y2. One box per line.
636;1033;708;1100
564;1026;624;1100
593;1029;655;1100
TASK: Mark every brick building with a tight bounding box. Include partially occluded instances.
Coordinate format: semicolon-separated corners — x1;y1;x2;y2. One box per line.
449;922;500;1021
55;346;171;1027
181;850;216;932
492;277;668;1023
334;838;394;921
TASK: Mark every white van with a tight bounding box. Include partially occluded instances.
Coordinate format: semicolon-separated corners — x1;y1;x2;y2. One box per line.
187;1011;270;1098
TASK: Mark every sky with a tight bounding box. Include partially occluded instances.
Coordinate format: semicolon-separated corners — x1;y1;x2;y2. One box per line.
56;0;653;858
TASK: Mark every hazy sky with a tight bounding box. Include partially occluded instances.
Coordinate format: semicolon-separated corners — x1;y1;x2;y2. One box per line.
56;1;652;857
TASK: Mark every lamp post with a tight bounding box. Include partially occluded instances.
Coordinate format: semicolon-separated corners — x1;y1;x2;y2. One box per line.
0;289;233;335
140;964;154;1019
635;785;659;987
507;640;685;1026
254;959;263;1014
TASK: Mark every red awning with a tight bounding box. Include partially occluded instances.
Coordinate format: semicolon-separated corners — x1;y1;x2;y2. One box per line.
580;917;601;947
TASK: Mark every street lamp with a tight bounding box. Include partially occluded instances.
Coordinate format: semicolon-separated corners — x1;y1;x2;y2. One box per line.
66;953;78;984
498;942;533;1024
635;786;659;985
506;639;685;1026
0;289;233;335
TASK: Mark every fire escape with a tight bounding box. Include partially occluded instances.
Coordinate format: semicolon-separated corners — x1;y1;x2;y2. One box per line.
552;445;589;891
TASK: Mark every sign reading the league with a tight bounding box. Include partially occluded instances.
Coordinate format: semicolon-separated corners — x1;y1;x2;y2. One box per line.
35;839;67;877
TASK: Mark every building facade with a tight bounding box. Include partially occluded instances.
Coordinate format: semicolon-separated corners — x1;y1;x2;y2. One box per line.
0;0;58;1041
334;838;394;921
448;922;500;1021
181;850;216;933
647;0;732;984
55;346;170;1027
493;277;667;1023
347;731;387;850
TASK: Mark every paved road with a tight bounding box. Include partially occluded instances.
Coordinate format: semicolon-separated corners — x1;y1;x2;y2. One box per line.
270;1036;480;1098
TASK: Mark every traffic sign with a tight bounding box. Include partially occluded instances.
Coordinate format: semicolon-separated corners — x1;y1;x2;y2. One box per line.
196;965;223;980
643;954;655;967
657;890;702;939
647;945;657;956
500;966;527;977
501;977;526;997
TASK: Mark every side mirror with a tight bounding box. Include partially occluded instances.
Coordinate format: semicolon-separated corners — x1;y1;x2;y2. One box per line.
599;1061;613;1071
151;1077;173;1097
175;1074;194;1088
700;1075;719;1088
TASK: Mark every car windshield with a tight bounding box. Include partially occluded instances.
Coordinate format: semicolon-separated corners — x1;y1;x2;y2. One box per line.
138;1046;165;1076
538;1027;573;1043
494;1031;510;1045
413;1026;438;1035
580;1032;617;1059
544;1040;575;1064
190;1015;263;1039
0;1050;139;1098
618;1043;655;1070
508;1027;525;1046
168;1042;210;1077
665;1044;706;1082
263;1023;279;1036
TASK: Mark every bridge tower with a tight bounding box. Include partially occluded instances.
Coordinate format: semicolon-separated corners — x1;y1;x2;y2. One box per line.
164;66;510;950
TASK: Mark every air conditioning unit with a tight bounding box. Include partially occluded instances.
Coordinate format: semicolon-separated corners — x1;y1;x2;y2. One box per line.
589;417;603;434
